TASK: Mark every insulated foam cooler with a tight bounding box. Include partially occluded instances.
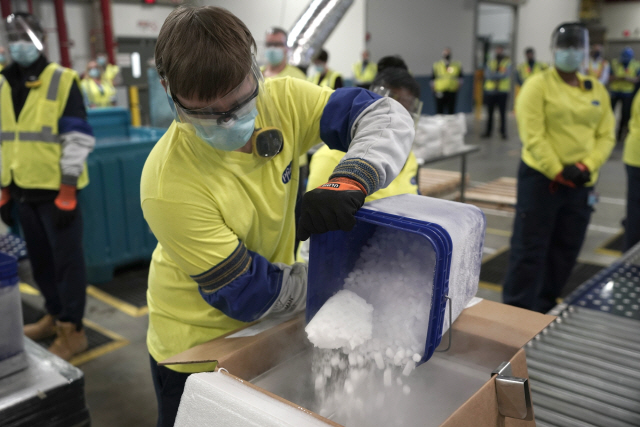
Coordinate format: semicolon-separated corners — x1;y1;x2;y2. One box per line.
174;372;334;427
307;194;485;363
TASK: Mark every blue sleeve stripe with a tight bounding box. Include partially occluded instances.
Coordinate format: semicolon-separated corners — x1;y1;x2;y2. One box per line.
58;116;94;136
192;241;252;293
329;158;379;195
319;88;381;152
198;249;283;322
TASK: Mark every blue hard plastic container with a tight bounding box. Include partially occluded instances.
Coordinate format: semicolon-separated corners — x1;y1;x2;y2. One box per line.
307;207;453;364
80;108;167;283
0;252;27;378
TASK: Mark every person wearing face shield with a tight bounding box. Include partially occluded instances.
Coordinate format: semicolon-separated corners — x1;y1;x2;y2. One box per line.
80;59;117;108
261;27;306;80
609;47;640;142
588;44;610;86
297;66;421;263
0;13;95;359
502;23;615;313
142;6;414;426
482;45;511;139
431;47;463;115
308;49;343;89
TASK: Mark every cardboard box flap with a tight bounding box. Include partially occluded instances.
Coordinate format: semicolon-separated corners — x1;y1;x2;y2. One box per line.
453;300;555;349
160;315;307;380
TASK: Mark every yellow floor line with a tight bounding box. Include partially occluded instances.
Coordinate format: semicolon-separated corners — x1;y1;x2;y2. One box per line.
86;285;149;317
19;282;40;295
594;230;624;257
486;227;512;237
69;318;130;366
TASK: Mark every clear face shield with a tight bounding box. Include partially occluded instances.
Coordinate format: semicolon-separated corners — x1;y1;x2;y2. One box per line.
5;14;44;67
369;84;423;128
165;56;283;158
551;23;589;74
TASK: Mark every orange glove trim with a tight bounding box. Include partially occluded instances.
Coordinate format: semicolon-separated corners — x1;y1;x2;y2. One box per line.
0;188;10;208
318;177;367;195
55;184;77;211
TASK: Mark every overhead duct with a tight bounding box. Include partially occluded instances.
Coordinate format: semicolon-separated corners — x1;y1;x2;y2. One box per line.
287;0;354;68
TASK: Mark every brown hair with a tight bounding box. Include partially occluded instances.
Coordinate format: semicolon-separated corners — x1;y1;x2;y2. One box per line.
155;6;256;101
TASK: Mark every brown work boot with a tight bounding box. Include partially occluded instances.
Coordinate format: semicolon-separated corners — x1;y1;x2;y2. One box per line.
23;314;57;341
48;321;88;361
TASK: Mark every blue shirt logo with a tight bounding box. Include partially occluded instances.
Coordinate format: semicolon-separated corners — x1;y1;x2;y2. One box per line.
282;161;292;184
592;100;600;106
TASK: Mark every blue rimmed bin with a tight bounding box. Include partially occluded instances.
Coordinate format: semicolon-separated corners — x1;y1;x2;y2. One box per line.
80;108;167;283
307;194;485;364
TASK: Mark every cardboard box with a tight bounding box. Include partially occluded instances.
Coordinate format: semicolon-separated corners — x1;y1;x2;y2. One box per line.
161;300;554;426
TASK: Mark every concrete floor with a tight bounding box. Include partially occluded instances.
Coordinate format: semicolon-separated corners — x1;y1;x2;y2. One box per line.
17;114;626;426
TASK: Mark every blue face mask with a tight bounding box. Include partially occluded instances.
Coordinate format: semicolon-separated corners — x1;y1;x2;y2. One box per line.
265;48;285;66
193;107;258;151
97;57;107;67
9;41;40;68
88;68;101;79
0;54;5;63
555;49;584;73
314;64;325;74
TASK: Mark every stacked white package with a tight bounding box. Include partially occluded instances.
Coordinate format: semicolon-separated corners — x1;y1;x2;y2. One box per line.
174;372;332;427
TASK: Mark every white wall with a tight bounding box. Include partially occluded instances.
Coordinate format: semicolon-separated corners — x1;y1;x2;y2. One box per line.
112;4;175;39
602;3;640;40
366;0;476;76
516;0;580;64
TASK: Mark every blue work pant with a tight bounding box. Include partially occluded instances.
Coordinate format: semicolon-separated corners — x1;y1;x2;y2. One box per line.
610;92;634;141
626;164;640;251
18;201;87;328
484;91;508;137
502;162;592;313
150;354;191;427
19;201;87;326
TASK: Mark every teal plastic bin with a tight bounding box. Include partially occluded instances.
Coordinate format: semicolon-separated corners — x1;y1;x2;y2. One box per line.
81;108;167;283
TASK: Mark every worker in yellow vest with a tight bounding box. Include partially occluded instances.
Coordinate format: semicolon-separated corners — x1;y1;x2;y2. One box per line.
623;91;640;250
431;47;463;115
609;47;640;141
0;13;95;360
588;44;610;85
482;45;511;139
96;53;120;86
516;47;547;86
81;59;117;108
352;50;377;88
308;49;343;89
0;46;7;72
261;27;307;80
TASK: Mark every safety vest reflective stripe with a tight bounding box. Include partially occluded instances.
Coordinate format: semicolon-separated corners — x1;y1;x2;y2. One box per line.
484;59;511;92
47;68;63;101
4;127;58;143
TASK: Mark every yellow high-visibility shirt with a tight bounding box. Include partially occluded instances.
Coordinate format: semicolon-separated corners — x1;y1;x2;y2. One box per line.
81;77;116;108
516;68;615;185
610;59;640;94
517;61;547;83
624;90;640;167
308;69;342;89
260;63;307;80
352;61;377;84
306;145;418;201
141;77;333;372
433;60;462;93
